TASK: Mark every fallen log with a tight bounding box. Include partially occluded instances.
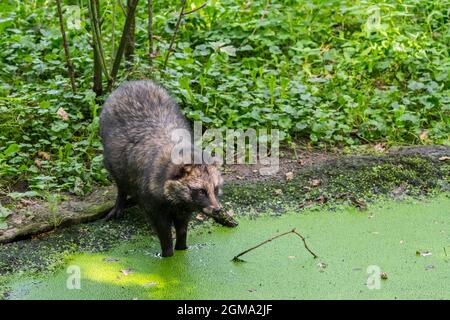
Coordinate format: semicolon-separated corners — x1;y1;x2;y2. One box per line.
0;196;237;244
0;201;114;244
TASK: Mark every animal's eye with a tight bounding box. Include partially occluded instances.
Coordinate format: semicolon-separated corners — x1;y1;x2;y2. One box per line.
190;187;207;198
193;189;206;197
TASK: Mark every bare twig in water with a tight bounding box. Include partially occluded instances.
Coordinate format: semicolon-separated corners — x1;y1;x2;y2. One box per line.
291;229;318;259
232;228;318;262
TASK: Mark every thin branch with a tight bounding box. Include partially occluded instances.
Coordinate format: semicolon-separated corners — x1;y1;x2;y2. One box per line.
162;0;187;71
87;0;110;80
147;0;154;66
92;0;109;79
111;0;116;69
56;0;76;92
107;0;139;92
232;229;295;261
118;0;127;15
291;229;318;259
232;228;318;262
240;0;270;48
91;0;103;96
182;3;206;16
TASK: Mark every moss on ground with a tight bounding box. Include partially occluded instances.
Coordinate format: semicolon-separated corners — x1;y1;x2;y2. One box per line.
0;209;148;276
223;155;449;214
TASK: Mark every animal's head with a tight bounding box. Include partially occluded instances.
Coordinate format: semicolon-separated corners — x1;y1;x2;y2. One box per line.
164;163;223;215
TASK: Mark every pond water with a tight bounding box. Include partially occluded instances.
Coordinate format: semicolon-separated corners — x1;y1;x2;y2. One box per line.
5;195;450;299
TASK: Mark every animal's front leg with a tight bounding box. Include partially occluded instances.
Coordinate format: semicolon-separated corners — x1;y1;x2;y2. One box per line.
174;214;190;250
153;215;174;257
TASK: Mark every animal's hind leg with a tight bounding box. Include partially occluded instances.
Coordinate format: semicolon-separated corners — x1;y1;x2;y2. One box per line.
105;186;127;220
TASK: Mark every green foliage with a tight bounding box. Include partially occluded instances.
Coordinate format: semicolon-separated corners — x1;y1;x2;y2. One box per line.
0;0;448;195
154;0;449;146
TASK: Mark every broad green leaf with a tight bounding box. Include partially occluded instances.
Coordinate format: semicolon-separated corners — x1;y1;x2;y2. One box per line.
3;144;20;156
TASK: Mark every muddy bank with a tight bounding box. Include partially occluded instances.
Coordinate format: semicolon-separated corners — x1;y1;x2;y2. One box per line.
225;146;449;215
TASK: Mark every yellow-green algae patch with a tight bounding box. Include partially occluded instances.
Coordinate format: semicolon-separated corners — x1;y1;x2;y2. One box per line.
5;195;450;300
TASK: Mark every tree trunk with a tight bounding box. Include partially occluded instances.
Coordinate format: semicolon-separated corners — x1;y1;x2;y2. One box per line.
93;48;103;97
124;0;136;70
92;0;102;96
56;0;76;92
107;0;139;92
88;0;111;96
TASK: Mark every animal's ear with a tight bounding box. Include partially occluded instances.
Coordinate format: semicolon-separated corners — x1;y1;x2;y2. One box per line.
212;158;222;167
163;179;181;195
170;164;194;180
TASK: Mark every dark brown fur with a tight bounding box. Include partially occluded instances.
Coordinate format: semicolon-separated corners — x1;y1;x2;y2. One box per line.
100;80;223;257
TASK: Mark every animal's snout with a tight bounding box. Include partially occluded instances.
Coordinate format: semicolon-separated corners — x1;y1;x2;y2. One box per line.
203;206;222;216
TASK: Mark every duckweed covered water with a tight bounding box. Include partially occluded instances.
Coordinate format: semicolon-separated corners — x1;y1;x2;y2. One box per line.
4;195;450;300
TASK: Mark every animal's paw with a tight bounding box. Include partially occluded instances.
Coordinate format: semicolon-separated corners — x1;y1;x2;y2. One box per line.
175;244;188;251
161;248;174;257
105;207;124;220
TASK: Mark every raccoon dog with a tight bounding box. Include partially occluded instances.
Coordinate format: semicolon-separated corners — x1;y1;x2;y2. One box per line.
100;80;223;257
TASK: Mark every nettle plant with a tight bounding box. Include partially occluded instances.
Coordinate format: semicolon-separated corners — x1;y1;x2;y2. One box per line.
0;0;448;196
